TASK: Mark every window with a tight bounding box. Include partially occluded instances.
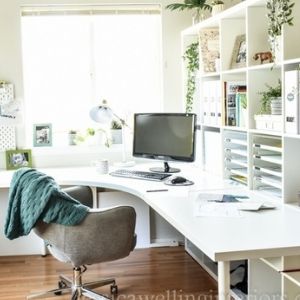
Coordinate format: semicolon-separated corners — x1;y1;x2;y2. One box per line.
21;6;162;146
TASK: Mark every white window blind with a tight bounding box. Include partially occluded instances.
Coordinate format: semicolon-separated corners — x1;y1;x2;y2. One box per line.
21;5;162;146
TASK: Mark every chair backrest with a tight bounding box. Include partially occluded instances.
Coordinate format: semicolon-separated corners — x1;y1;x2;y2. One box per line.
62;186;93;208
34;206;136;267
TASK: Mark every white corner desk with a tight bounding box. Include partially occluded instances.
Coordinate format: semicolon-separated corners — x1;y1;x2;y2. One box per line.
2;165;300;299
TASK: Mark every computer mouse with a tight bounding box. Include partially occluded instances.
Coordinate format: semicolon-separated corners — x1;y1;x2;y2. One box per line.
171;176;187;184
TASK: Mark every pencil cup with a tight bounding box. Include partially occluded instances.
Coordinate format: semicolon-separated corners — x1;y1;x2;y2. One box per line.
92;159;109;174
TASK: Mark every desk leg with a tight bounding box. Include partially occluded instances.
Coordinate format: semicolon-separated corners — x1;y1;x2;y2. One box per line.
218;261;230;300
91;186;98;208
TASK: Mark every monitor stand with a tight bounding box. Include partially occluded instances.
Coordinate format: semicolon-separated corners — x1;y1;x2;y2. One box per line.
149;162;180;173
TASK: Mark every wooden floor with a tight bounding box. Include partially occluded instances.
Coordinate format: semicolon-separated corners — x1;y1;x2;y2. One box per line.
0;246;217;300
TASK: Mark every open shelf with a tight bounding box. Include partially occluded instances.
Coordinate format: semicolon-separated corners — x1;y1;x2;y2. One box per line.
181;0;300;297
282;272;300;288
260;257;282;272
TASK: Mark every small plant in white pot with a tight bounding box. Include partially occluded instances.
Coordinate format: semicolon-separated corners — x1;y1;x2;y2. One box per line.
211;0;224;16
254;80;282;131
73;128;111;147
258;80;282;115
111;120;122;144
68;130;77;146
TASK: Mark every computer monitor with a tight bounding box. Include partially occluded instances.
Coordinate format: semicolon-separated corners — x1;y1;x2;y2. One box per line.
133;113;197;173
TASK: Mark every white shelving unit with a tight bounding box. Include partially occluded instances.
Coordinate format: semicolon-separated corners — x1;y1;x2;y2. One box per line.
181;0;300;298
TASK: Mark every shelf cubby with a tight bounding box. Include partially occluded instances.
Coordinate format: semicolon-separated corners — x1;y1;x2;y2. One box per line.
251;134;282;197
224;130;248;185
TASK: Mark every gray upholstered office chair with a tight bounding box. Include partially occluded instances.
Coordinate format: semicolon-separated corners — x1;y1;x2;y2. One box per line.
27;186;137;300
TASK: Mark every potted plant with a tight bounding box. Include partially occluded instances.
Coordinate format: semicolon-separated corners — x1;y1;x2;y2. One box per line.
211;0;224;16
166;0;212;24
266;0;294;62
68;130;77;146
72;128;111;147
110;120;122;144
258;80;282;115
183;41;199;113
254;80;282;131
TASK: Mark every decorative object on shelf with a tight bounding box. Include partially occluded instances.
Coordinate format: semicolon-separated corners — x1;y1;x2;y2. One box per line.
258;80;282;115
183;42;199;113
68;130;77;146
165;0;212;24
33;123;52;147
74;128;111;147
199;28;219;73
255;80;282;130
111;120;122;144
0;125;16;151
253;51;273;64
254;114;282;131
0;81;14;104
90;100;134;167
0;80;20;121
5;149;32;170
266;0;294;62
230;34;246;69
211;0;224;16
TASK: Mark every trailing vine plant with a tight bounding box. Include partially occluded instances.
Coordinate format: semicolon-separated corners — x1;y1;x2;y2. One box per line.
183;42;199;113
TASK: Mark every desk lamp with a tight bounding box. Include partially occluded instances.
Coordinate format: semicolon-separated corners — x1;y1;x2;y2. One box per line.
89;100;135;167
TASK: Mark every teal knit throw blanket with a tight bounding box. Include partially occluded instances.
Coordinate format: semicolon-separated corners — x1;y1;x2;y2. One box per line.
4;168;89;240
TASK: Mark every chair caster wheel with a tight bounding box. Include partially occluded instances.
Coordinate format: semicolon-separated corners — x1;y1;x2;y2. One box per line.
54;280;66;295
58;280;67;289
111;284;118;295
54;291;62;295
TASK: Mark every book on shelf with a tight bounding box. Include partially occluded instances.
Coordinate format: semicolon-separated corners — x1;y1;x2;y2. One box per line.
224;81;247;127
202;80;221;126
285;70;300;134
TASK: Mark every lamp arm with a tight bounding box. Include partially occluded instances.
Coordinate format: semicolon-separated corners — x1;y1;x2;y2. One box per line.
112;112;130;129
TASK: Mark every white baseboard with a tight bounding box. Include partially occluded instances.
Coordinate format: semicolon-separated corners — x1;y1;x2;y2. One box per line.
150;239;180;247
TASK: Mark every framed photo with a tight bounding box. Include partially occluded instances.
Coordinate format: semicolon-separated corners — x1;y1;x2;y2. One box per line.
231;34;247;69
199;28;220;73
33;123;52;147
5;149;32;170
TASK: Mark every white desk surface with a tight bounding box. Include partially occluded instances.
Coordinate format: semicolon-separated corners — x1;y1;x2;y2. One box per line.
2;165;300;262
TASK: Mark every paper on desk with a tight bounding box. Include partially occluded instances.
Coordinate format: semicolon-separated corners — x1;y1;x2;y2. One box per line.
194;201;242;217
193;193;276;217
193;193;239;217
237;201;276;211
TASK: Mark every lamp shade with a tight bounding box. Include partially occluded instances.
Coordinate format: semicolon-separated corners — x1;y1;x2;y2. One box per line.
89;104;113;124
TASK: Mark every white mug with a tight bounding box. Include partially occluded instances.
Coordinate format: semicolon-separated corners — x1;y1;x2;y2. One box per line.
91;159;109;174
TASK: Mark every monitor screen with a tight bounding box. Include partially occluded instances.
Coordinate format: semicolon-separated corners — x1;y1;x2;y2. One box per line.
133;113;196;163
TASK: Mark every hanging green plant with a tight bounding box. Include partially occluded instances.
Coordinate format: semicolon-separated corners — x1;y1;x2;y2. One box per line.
183;41;199;113
166;0;212;13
